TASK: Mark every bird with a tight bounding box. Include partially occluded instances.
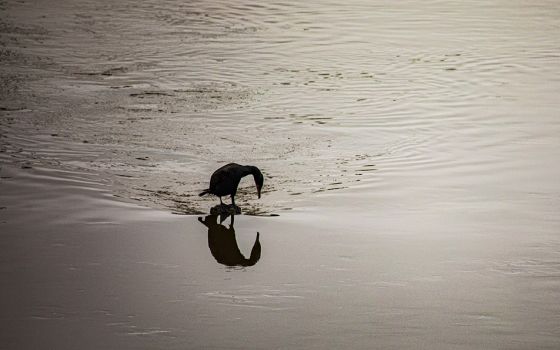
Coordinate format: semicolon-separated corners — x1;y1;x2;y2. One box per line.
199;163;264;208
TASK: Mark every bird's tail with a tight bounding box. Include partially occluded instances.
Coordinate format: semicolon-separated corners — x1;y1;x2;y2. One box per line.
199;189;210;197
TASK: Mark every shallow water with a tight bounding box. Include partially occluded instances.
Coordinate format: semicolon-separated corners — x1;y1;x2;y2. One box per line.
3;0;558;214
1;0;560;348
2;165;560;349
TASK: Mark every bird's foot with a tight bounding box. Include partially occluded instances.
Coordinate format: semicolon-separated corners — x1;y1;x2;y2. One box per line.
231;205;241;214
210;204;241;215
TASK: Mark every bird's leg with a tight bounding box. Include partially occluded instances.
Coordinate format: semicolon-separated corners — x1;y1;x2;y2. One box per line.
219;196;223;206
231;195;240;214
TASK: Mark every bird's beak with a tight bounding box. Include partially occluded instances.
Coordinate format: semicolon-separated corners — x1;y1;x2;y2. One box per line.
257;187;261;199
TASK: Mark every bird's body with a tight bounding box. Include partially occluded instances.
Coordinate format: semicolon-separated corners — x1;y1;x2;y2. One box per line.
199;163;264;208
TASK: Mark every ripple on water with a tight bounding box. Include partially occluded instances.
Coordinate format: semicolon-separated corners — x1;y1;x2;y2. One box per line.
1;0;559;215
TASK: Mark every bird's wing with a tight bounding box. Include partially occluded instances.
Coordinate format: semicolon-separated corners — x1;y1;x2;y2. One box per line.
209;168;229;191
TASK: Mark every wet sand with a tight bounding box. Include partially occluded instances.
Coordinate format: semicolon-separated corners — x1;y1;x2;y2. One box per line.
2;0;560;348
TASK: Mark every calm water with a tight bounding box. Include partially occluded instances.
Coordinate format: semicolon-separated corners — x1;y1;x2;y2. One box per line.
1;0;560;348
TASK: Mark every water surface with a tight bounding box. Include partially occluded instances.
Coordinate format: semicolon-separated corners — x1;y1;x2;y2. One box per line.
1;0;560;348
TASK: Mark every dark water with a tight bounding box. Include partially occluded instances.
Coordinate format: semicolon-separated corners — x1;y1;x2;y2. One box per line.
3;165;559;349
1;0;560;348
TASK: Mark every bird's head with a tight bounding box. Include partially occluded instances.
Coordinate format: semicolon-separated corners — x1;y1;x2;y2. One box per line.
253;171;264;199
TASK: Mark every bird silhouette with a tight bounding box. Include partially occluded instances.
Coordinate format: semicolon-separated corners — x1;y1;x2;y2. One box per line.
198;214;261;267
199;163;264;209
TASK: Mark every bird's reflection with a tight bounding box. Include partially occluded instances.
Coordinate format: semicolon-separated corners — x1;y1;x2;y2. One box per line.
198;214;261;267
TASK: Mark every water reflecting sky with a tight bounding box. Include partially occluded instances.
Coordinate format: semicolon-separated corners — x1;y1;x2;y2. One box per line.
1;0;559;348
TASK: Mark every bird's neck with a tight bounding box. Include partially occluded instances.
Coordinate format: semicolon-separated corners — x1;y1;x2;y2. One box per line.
241;165;258;177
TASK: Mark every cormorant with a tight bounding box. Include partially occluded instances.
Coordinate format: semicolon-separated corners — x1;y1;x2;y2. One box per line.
199;163;264;207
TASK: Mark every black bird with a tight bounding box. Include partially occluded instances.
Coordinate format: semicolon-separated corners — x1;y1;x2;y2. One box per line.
199;163;264;207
